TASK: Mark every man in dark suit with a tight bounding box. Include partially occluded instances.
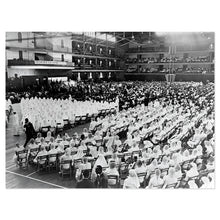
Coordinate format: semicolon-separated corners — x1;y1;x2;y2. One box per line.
23;118;35;148
76;170;94;188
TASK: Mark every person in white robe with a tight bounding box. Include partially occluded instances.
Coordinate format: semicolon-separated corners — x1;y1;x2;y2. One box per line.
147;169;164;189
12;112;20;136
123;169;140;189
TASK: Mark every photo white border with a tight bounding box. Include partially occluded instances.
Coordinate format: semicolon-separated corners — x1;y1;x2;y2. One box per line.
0;1;219;220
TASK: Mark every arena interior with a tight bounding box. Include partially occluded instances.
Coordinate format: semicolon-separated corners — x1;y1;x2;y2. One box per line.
5;32;215;189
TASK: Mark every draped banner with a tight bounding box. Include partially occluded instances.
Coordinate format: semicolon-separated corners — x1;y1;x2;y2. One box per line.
77;72;81;81
165;74;176;83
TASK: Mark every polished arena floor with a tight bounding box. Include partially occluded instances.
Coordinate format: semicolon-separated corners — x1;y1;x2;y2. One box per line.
5;104;90;189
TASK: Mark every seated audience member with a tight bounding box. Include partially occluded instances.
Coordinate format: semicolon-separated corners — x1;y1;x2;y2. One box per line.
34;146;48;164
72;149;85;161
163;145;171;156
80;157;92;170
13;143;25;165
134;160;147;183
45;131;52;143
188;180;199;189
48;143;58;163
60;148;72;170
35;132;42;144
55;134;63;143
27;138;39;156
82;128;89;138
146;159;158;174
174;164;183;179
181;149;191;162
123;169;140;189
204;140;213;155
147;169;164;189
85;133;96;146
159;156;170;170
111;153;121;166
78;141;87;151
76;169;94;188
105;160;119;185
186;163;199;178
163;167;178;188
200;176;214;189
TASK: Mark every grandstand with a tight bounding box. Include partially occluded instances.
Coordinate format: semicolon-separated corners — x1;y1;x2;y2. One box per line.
5;32;215;189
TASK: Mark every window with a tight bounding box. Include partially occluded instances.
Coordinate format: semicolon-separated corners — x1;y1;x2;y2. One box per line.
19;51;23;60
61;54;64;61
18;32;22;42
61;39;64;48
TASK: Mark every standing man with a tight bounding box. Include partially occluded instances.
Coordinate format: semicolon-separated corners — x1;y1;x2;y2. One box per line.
23;118;35;148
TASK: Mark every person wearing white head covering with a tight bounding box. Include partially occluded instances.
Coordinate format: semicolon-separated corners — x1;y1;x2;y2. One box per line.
159;156;169;170
105;160;119;185
186;163;199;178
93;154;108;170
188;180;198;189
72;149;85;160
123;169;140;189
204;140;213;155
181;149;190;162
174;164;182;179
147;169;164;189
163;167;178;188
200;176;213;189
12;112;20;136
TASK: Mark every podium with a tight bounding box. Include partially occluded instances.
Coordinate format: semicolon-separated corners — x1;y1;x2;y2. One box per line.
165;74;176;83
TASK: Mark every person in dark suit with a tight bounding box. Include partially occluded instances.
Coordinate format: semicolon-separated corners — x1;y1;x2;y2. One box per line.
76;169;94;188
23;118;35;148
93;165;108;188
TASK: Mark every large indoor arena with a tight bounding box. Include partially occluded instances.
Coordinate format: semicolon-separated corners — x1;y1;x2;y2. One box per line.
5;32;215;189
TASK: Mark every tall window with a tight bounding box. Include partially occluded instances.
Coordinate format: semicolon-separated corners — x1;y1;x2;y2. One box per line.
19;51;23;60
61;54;64;61
61;39;64;48
18;32;22;42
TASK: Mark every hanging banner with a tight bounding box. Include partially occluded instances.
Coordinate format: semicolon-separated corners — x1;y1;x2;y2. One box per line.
77;72;81;81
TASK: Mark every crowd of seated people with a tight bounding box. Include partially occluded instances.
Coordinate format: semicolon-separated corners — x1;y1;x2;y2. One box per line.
131;66;212;74
13;81;215;188
20;96;119;132
126;56;212;64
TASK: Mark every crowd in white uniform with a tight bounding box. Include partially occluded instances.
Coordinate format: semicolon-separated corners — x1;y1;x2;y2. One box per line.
13;81;215;189
20;96;119;131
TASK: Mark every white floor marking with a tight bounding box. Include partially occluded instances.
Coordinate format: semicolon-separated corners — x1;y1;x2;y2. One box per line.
26;171;38;177
6;170;67;189
6;164;16;169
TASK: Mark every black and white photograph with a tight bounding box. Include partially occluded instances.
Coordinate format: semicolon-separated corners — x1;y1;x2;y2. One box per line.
5;31;215;189
1;1;219;220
